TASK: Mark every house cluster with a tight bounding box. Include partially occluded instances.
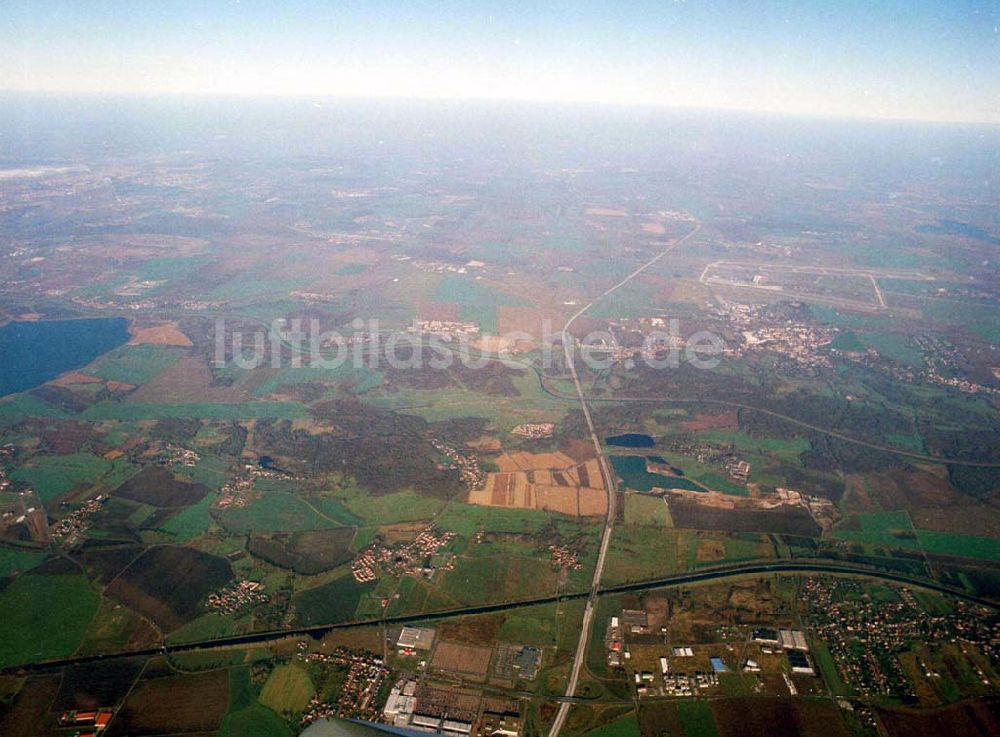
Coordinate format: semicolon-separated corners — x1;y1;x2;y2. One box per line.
215;471;253;508
914;334;1000;396
50;495;106;546
657;438;748;474
290;290;340;304
179;299;227;311
350;548;383;583
216;462;296;510
804;577;999;698
737;325;834;369
205;579;268;614
59;709;113;734
399;254;487;277
720;302;835;370
0;445;15;489
155;444;199;467
592;317;690;366
510;423;555;439
548;544;582;572
410;320;481;339
431;439;486;490
299;647;389;725
113;279;165;297
773;487;835;525
71;294;158;311
320;330;382;348
840;333;999;396
351;526;456;584
725;458;750;484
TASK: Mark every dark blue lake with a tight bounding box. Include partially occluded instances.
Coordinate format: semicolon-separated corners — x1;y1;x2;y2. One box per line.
605;433;655;448
0;317;129;396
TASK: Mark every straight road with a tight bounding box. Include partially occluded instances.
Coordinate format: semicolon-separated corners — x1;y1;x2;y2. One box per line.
547;222;701;737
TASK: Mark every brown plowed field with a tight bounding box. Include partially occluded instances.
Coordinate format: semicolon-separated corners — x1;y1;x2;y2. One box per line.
430;641;492;678
129;324;193;347
471;470;606;517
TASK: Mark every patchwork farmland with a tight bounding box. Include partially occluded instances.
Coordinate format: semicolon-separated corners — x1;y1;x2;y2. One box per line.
468;452;607;517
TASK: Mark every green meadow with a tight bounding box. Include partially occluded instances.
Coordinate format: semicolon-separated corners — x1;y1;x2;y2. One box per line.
0;572;100;668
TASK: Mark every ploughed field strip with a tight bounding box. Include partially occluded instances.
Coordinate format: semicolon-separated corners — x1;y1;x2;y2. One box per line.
429;641;493;679
468;452;607;517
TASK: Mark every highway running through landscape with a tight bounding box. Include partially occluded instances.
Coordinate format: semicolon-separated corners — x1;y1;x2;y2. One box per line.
5;558;994;677
546;222;701;737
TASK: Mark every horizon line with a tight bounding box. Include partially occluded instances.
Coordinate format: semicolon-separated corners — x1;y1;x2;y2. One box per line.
2;88;997;129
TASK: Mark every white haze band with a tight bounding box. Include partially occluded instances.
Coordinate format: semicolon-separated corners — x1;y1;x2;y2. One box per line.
212;317;723;372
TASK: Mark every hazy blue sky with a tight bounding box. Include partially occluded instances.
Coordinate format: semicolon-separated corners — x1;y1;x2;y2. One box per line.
3;1;998;123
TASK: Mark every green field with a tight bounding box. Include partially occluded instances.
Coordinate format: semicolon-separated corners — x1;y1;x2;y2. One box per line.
434;274;526;333
865;332;924;367
586;714;641;737
157;494;215;542
586;279;658;318
0;393;69;425
812;639;852;697
259;663;315;716
0;546;48;578
498;603;561;647
604;527;683;584
677;700;719;737
336;488;445;526
915;530;1000;562
217;492;358;533
87;344;187;384
82;401;309;421
294;575;375;626
885;433;925;453
11;452;136;502
832;511;922;550
166;611;238;645
367;372;568;428
606;527;774;579
221;666;293;737
77;595;158;655
829;331;865;352
337;263;369;276
209;273;306;301
698;430;811;463
921;300;1000;343
623;493;672;527
0;572;100;668
252;364;384;398
437;555;561;605
435;502;563;536
714;533;775;567
137;254;213;283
